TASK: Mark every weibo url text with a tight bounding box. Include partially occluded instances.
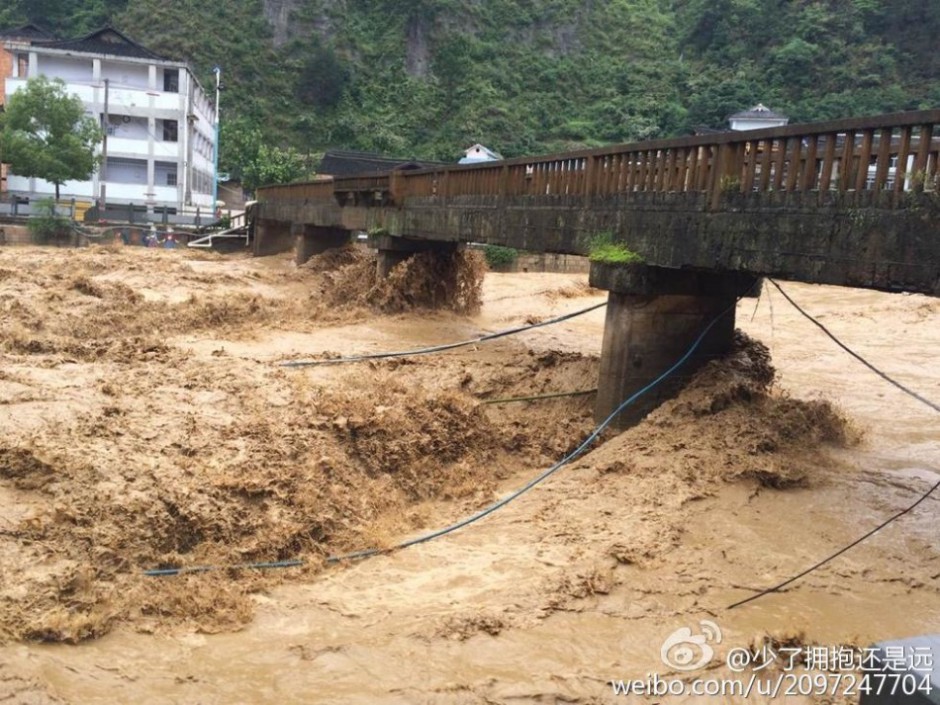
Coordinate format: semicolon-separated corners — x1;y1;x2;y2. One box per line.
610;672;934;699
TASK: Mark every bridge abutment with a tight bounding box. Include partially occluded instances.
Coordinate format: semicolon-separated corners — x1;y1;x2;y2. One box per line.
373;234;458;279
590;263;758;430
295;226;352;266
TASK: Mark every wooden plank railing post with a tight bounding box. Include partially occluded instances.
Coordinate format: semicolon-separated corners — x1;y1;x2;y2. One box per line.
893;126;913;201
624;153;635;193
819;133;837;192
872;127;894;192
854;129;875;192
388;170;403;204
697;146;713;193
800;135;819;191
771;139;788;191
649;151;660;191
585;156;596;197
912;124;934;193
785;138;803;191
708;143;734;210
742;141;758;193
838;130;856;191
674;148;689;192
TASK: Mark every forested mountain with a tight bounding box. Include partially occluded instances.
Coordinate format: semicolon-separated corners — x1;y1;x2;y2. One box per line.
2;0;938;170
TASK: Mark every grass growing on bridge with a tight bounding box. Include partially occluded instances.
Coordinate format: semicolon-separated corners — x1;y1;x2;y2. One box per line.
588;232;644;265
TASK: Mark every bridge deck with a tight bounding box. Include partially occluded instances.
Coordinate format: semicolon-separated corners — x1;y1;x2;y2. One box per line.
257;110;940;296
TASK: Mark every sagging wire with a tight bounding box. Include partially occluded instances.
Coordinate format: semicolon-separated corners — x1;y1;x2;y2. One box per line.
322;293;746;565
727;477;940;609
727;278;940;609
144;560;303;578
767;278;939;414
279;301;608;368
146;292;744;576
481;389;597;404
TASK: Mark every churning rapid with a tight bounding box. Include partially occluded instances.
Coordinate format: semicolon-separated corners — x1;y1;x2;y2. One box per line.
0;245;936;704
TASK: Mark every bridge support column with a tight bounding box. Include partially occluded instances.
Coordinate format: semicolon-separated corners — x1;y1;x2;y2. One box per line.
253;218;294;257
590;263;758;430
295;226;352;266
373;234;458;279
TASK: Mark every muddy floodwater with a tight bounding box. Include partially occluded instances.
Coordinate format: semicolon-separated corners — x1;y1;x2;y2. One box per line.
0;246;937;704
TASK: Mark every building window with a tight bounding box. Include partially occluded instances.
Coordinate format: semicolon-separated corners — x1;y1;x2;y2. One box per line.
17;53;28;77
162;119;178;142
166;171;177;186
164;69;179;93
105;157;148;185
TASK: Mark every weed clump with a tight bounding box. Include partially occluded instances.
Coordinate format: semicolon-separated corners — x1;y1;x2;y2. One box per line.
587;232;644;265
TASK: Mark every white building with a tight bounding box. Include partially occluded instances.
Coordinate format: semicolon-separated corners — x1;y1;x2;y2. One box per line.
459;143;503;164
728;103;789;131
1;26;216;213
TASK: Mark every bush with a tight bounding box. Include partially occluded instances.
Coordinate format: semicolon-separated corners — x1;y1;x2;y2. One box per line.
587;232;644;265
27;199;72;245
483;244;518;268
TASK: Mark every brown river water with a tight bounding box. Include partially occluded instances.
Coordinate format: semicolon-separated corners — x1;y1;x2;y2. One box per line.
0;248;937;704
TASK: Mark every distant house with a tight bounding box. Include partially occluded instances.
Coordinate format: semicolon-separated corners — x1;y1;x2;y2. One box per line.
728;103;789;131
0;24;51;99
0;24;54;197
0;25;216;213
458;144;503;164
317;150;443;177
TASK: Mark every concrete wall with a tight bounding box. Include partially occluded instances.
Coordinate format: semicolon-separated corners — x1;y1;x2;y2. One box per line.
108;115;149;140
253;219;294;257
107;158;148;185
100;59;149;90
256;186;940;295
7;174;95;198
381;191;940;296
0;223;32;245
39;54;93;83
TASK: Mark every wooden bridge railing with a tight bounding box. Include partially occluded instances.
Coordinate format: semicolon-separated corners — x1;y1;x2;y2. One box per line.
258;110;940;210
260;179;335;203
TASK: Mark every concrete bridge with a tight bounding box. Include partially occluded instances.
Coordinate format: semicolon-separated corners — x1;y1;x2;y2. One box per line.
255;110;940;427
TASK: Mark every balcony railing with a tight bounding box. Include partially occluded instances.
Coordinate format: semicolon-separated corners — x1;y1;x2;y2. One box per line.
6;78;185;113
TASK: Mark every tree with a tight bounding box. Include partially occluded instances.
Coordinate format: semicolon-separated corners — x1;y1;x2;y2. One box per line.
0;76;102;200
219;117;307;192
243;143;307;192
0;0;129;35
297;43;350;109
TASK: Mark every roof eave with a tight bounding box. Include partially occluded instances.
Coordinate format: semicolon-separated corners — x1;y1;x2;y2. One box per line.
6;41;189;69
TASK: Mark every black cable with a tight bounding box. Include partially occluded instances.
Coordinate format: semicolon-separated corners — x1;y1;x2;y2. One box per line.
767;278;940;414
482;388;597;404
280;301;608;367
728;279;940;609
326;293;747;565
728;477;940;609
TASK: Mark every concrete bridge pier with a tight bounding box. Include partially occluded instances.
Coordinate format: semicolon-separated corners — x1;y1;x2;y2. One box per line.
373;234;458;279
294;226;352;266
589;263;759;430
253;218;294;257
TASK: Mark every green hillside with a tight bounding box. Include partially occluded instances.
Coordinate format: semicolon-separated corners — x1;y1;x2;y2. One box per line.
2;0;938;173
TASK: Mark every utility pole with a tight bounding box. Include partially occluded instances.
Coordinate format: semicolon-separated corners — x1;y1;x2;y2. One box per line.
212;66;221;217
100;78;109;214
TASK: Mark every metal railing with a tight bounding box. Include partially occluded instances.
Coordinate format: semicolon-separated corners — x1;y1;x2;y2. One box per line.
257;110;940;211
